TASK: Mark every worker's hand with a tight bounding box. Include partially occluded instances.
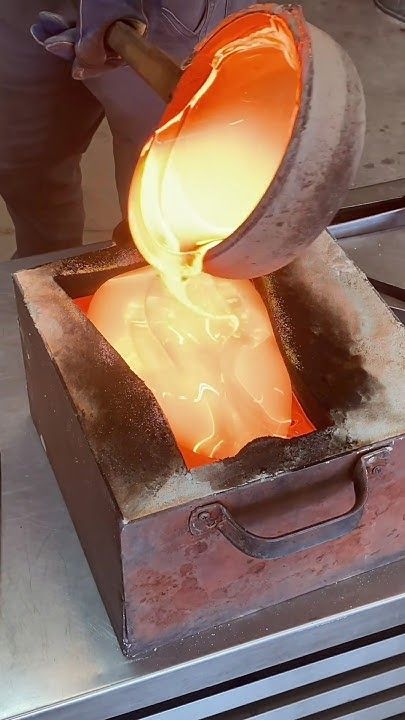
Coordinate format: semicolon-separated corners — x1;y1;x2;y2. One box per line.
31;10;77;63
74;1;162;79
31;1;162;79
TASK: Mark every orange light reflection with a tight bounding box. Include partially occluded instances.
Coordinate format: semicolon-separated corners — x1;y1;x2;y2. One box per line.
88;11;304;467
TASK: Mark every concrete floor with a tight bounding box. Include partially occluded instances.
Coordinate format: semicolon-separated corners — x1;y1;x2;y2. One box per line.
0;0;404;260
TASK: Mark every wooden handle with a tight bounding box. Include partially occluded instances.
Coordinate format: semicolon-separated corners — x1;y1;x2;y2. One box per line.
105;19;182;103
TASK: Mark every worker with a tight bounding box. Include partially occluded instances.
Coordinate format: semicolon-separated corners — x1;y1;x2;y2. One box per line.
1;0;403;258
0;1;251;258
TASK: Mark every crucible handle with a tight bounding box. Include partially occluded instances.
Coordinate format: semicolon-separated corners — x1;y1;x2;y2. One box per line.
189;448;391;560
106;20;182;103
70;0;182;103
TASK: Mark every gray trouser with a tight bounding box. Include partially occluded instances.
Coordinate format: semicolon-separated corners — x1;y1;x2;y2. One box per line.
0;1;249;257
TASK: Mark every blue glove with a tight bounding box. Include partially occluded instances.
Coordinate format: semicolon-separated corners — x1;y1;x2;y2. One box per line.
31;10;78;63
31;1;161;79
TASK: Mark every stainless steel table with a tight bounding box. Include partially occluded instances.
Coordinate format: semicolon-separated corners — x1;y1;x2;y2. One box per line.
1;220;405;720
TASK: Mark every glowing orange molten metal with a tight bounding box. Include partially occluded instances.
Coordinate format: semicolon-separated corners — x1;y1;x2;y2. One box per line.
88;11;302;467
88;266;292;464
129;11;301;286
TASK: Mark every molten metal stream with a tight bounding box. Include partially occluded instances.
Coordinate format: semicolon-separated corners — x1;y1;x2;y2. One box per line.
88;11;302;466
